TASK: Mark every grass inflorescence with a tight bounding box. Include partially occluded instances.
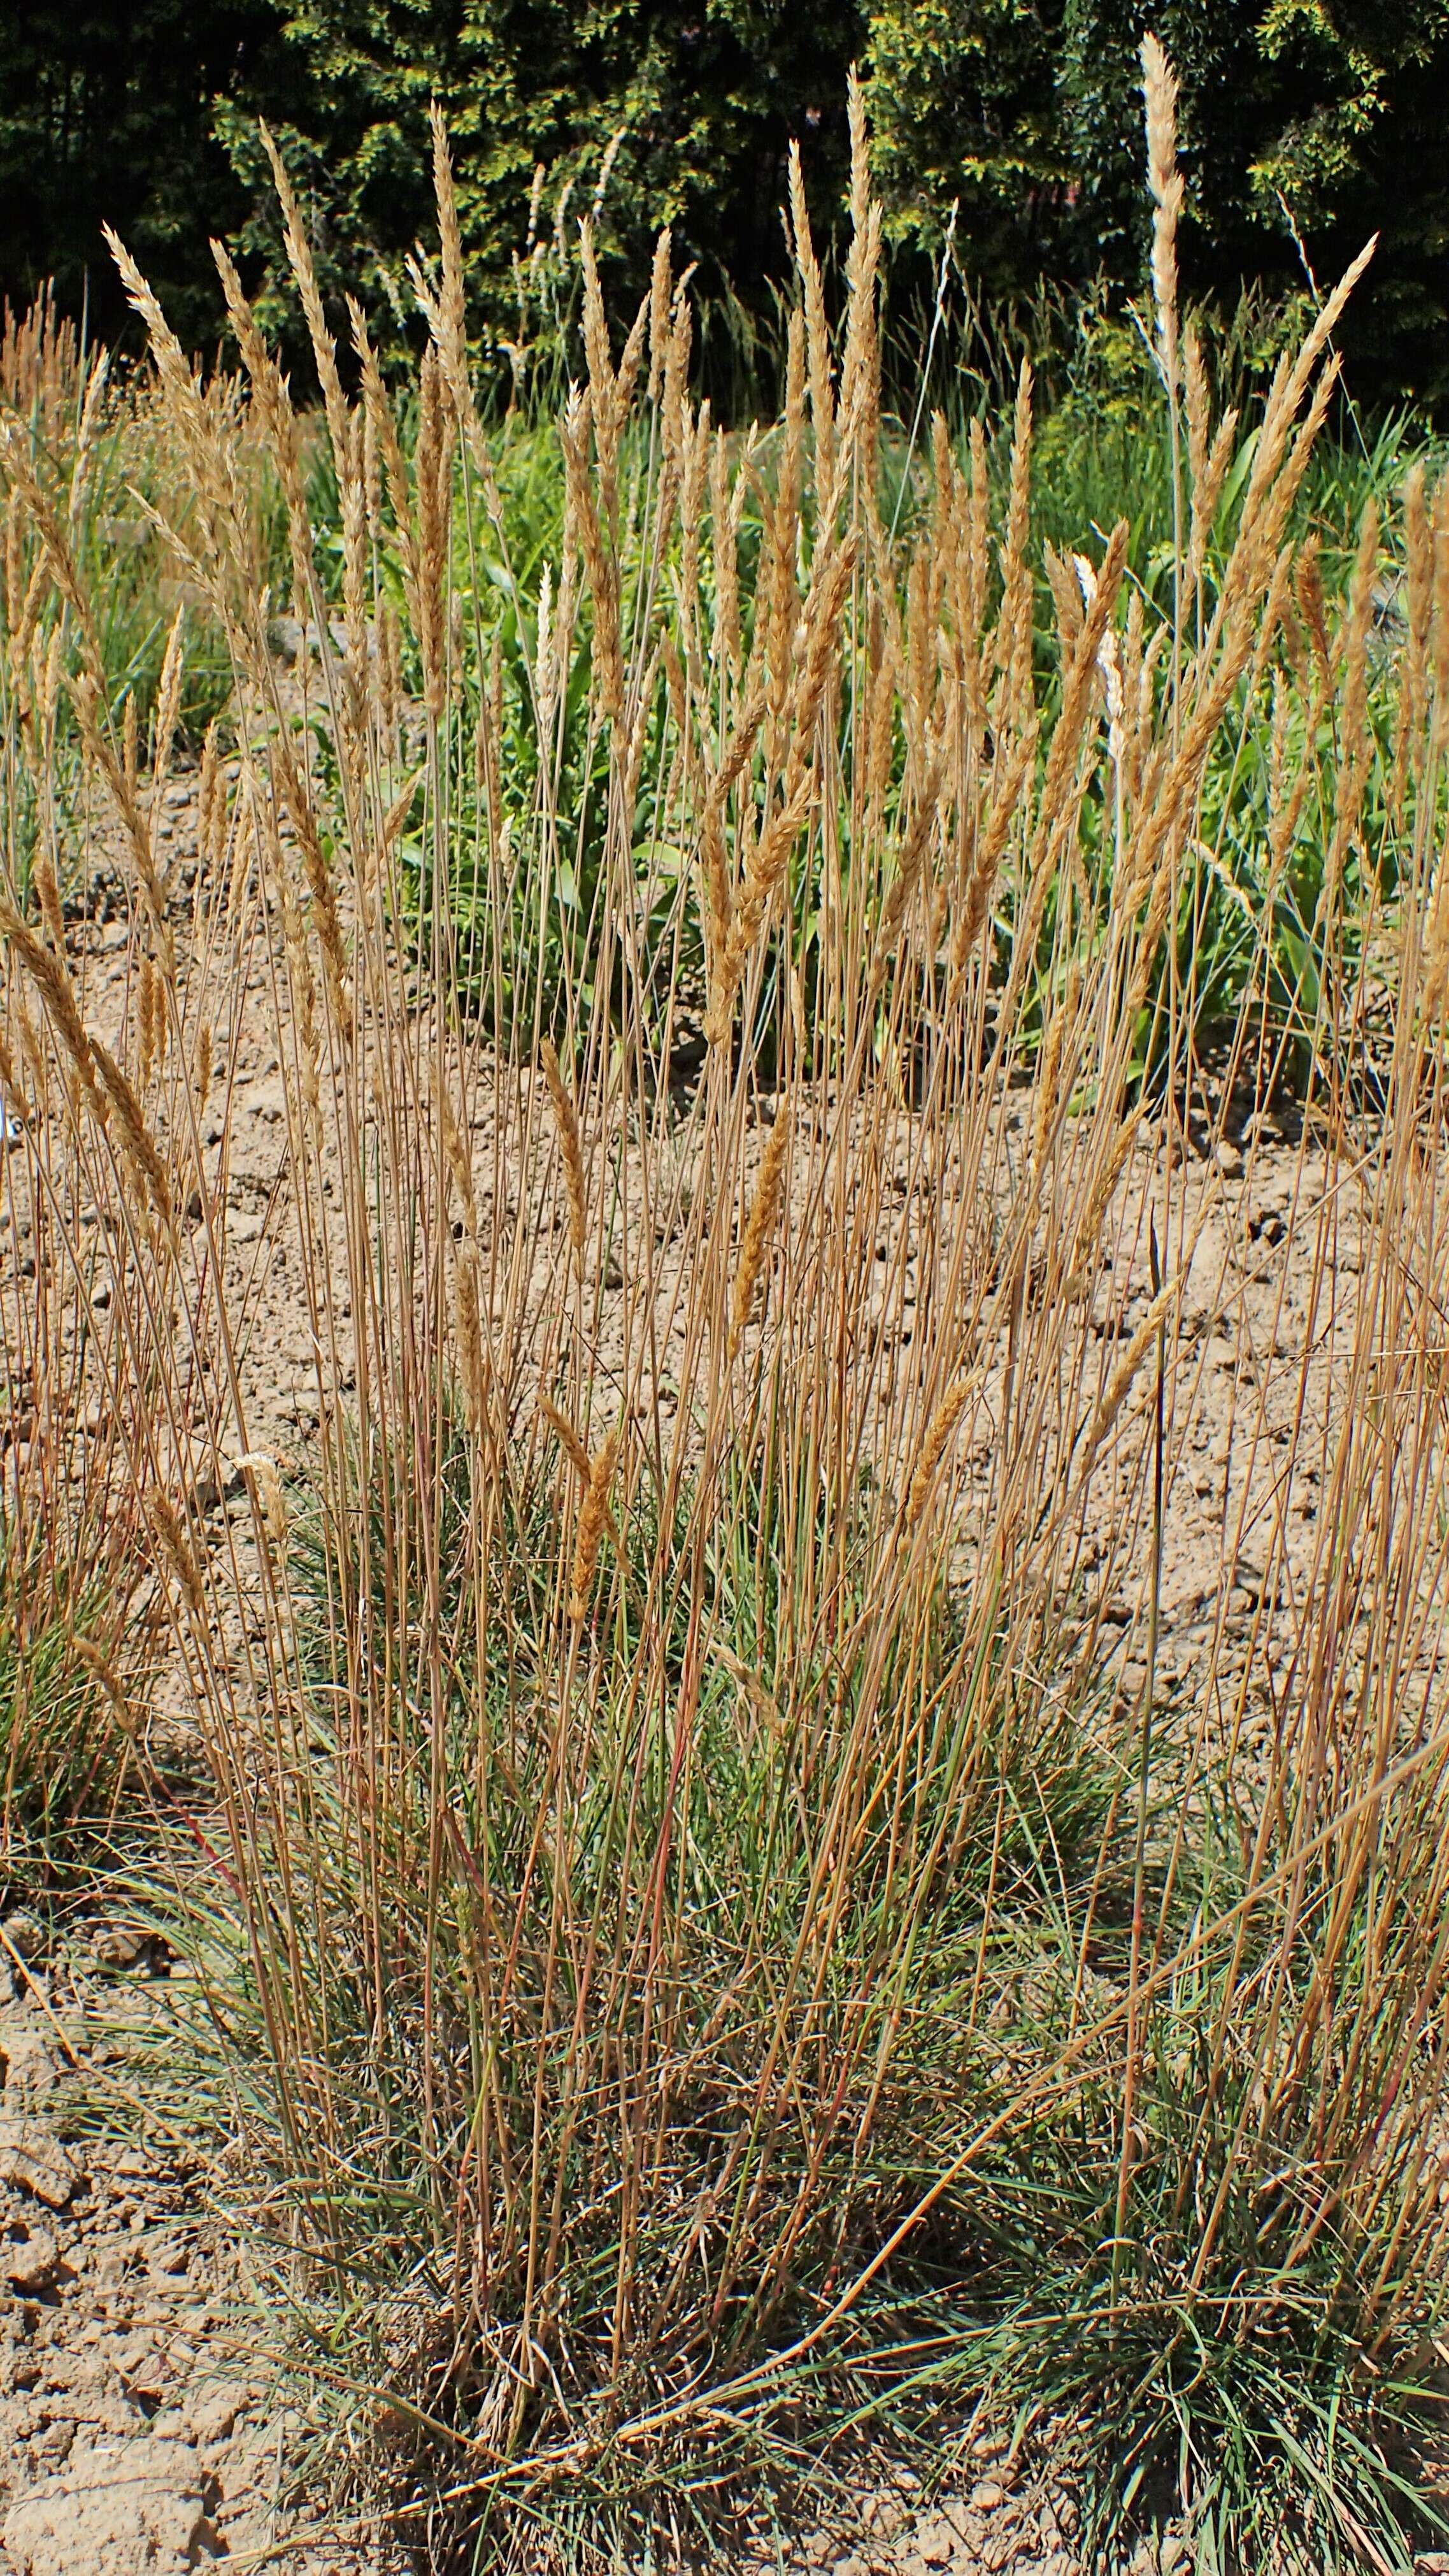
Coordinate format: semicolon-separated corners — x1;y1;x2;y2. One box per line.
4;40;1449;2574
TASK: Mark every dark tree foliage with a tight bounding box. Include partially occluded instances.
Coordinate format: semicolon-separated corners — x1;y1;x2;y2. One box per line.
1;0;1447;404
213;0;866;385
0;1;286;354
866;0;1449;401
1071;0;1449;401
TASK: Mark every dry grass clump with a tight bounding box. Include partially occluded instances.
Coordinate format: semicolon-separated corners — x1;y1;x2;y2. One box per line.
4;41;1449;2572
0;291;262;795
0;915;153;1876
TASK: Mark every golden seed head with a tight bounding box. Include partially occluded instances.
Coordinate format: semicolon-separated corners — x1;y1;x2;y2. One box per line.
541;1038;587;1274
568;1424;621;1622
906;1373;980;1528
729;1105;792;1361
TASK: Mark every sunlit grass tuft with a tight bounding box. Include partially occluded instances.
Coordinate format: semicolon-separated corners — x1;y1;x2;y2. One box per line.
4;43;1449;2575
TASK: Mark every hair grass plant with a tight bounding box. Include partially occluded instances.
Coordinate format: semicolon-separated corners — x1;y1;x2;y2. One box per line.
0;284;286;925
4;41;1449;2573
0;971;153;1885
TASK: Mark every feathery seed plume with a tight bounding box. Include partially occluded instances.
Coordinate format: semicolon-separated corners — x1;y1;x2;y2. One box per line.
729;1105;792;1359
542;1038;587;1274
906;1373;981;1528
569;1425;621;1622
1141;35;1183;390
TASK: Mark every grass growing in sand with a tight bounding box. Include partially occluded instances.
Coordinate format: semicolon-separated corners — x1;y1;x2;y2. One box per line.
5;36;1449;2573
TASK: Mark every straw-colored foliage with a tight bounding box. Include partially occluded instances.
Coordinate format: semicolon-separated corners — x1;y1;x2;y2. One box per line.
4;47;1449;2572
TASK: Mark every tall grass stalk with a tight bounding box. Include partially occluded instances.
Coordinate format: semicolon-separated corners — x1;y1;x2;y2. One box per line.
4;51;1449;2572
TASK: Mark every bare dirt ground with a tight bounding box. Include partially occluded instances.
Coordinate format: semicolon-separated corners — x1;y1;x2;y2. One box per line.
0;771;1418;2572
0;1929;390;2575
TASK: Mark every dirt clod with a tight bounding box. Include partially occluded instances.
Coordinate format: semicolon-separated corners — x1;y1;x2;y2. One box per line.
3;2434;213;2575
6;2228;59;2294
0;2124;80;2209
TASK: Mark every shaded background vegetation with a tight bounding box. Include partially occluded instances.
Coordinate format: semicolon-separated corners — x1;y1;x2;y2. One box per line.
3;0;1449;405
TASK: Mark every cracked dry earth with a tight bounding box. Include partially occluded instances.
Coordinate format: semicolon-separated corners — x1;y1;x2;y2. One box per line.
0;767;1434;2574
0;1918;390;2575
